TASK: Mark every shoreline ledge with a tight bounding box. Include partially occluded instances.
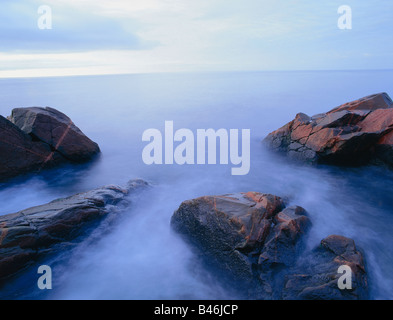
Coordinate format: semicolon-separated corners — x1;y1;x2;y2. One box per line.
0;106;100;182
0;179;149;284
263;92;393;167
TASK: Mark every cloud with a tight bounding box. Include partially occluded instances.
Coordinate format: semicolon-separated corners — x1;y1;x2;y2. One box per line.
1;0;393;77
0;0;155;53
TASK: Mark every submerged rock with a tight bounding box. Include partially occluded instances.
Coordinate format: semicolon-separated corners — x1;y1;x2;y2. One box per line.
263;92;393;167
0;107;100;182
0;179;148;284
171;192;368;300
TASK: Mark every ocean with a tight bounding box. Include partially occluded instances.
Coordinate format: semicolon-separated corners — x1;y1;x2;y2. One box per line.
0;70;393;299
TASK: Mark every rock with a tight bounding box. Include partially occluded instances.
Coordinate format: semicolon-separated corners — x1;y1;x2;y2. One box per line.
0;106;100;182
328;92;393;113
10;107;100;162
0;179;148;283
0;116;57;181
171;193;368;300
171;192;293;295
263;92;393;167
283;235;368;300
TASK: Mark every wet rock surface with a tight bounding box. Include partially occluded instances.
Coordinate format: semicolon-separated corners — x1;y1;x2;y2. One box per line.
171;192;368;300
263;93;393;167
0;107;100;182
0;179;148;284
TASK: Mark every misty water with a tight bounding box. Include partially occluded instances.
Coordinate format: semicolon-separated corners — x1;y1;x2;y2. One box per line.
0;71;393;299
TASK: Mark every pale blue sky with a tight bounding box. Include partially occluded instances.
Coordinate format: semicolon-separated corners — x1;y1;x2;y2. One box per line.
0;0;392;77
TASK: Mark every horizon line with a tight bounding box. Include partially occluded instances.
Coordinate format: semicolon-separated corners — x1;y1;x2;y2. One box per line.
0;68;392;80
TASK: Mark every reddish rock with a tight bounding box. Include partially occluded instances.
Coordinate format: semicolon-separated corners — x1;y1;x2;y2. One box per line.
0;106;100;182
0;116;60;181
10;107;100;163
328;92;392;113
358;108;393;134
171;193;369;300
171;193;287;288
264;92;393;167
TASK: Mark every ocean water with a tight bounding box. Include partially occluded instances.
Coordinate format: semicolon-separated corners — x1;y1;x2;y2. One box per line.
0;70;393;299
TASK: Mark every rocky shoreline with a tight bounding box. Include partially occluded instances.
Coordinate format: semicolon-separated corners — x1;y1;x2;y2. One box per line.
2;95;391;299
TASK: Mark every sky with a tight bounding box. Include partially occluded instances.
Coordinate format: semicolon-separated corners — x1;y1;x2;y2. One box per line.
0;0;392;78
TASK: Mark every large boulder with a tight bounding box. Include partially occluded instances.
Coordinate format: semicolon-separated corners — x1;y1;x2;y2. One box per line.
263;92;393;167
0;107;100;182
171;192;368;300
0;179;148;284
9;107;100;162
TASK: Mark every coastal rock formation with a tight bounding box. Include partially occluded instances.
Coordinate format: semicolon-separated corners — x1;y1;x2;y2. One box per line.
263;92;393;167
0;179;148;283
0;115;55;181
0;107;100;182
9;107;100;162
283;235;368;300
171;192;368;300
